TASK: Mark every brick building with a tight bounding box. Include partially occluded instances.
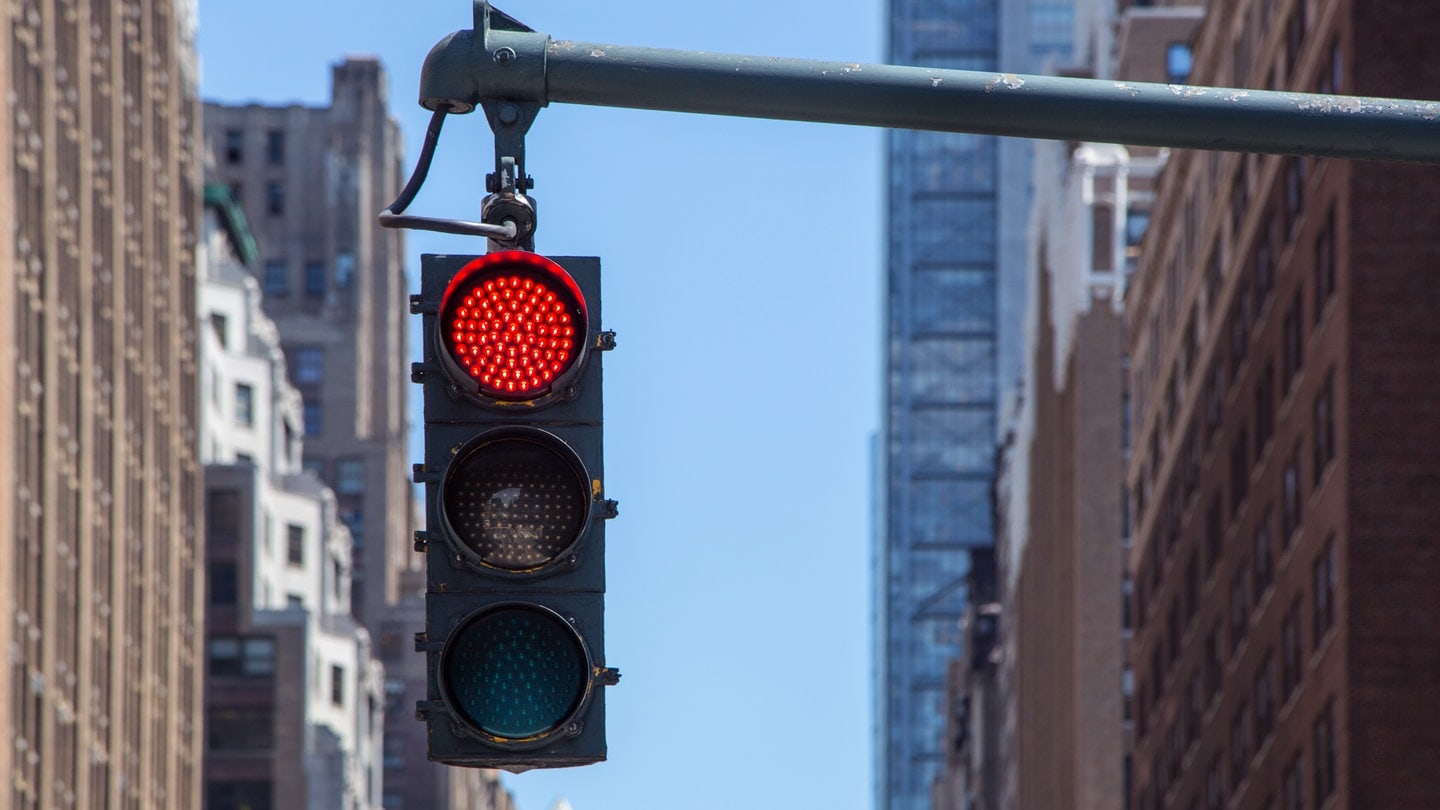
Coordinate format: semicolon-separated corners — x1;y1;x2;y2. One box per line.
1125;0;1440;807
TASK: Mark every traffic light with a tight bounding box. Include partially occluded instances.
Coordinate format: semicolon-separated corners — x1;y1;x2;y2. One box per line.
411;250;618;772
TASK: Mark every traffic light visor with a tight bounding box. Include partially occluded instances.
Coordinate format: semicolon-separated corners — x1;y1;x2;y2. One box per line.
440;604;592;742
439;428;591;574
440;251;588;401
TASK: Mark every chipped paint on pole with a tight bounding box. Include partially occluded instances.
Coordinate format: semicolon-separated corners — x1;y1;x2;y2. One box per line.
418;4;1440;162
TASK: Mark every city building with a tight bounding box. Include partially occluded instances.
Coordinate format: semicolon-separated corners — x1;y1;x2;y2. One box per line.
203;57;509;810
1125;0;1440;807
1;2;207;807
877;1;1074;806
936;4;1202;809
989;129;1133;809
203;59;412;631
199;185;385;809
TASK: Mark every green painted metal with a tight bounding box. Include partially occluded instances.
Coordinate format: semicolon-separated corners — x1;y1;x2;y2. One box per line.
418;7;1440;164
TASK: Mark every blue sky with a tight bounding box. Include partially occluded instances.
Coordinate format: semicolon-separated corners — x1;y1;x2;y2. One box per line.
197;2;884;809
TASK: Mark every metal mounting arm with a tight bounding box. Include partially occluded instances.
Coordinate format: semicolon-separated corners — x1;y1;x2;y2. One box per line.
420;2;1440;165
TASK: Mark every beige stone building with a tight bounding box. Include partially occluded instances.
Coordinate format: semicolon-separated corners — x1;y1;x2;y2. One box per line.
202;58;510;810
1;1;207;807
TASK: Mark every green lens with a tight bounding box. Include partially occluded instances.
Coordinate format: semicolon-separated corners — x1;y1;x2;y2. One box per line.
443;605;589;740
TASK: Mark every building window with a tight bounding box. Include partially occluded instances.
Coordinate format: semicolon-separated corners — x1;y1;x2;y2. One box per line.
1205;364;1224;444
331;664;345;707
1205;493;1223;578
1314;212;1336;325
1184;552;1199;629
1312;370;1335;485
235;383;254;426
243;637;276;676
210;312;229;349
336;458;365;495
1313;535;1336;646
335;252;356;288
1204;623;1223;705
207;707;273;751
293;347;324;386
1254;361;1275;456
1282;292;1304;395
1186;672;1203;749
1230;700;1252;789
209;637;276;678
287;523;305;567
207;780;273;810
1281;442;1303;545
1230;426;1250;515
1230;162;1248;239
208;638;242;677
1282;159;1304;238
1281;597;1304;703
1255;217;1276;307
1281;753;1304;810
1229;563;1250;655
1229;288;1252;388
1205;753;1224;810
1254;506;1276;599
266;129;285;165
1284;0;1307;76
1313;701;1337;802
304;260;326;298
331;554;346;603
1166;42;1193;84
266;181;285;216
224;128;243;164
263;259;290;297
208;488;241;536
1254;651;1277;745
303;401;322;437
383;734;406;770
209;561;238;606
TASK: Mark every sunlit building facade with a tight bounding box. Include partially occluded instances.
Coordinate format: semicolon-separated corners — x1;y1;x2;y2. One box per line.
877;1;1073;808
1;1;206;807
199;188;386;810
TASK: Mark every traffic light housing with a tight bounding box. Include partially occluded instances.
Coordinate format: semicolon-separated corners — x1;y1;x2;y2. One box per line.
412;251;617;772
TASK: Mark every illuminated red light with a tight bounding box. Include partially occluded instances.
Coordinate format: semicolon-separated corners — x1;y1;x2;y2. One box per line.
440;252;587;400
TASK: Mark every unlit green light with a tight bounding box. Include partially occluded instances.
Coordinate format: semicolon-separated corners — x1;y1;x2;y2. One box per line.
443;606;588;740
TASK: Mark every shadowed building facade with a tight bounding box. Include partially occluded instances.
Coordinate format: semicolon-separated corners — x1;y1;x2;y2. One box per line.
1125;0;1440;806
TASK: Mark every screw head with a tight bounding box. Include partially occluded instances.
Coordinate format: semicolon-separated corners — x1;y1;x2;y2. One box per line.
493;47;517;65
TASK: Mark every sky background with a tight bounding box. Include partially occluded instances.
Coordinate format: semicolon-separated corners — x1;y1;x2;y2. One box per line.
197;2;885;809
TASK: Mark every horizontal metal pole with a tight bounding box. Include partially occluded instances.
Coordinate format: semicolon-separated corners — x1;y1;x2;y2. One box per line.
419;25;1440;163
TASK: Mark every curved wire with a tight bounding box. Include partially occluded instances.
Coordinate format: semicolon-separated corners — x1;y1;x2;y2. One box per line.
377;104;519;241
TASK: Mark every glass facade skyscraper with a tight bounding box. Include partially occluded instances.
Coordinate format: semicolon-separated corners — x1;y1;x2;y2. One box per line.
877;2;1072;808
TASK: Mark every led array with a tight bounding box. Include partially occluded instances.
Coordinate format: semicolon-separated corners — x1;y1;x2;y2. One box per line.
446;273;578;398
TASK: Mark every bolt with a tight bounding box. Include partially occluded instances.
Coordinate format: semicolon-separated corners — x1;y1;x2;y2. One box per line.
493;47;517;65
498;103;519;125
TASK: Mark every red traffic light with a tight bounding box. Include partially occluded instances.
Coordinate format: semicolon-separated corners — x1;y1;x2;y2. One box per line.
439;251;588;402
